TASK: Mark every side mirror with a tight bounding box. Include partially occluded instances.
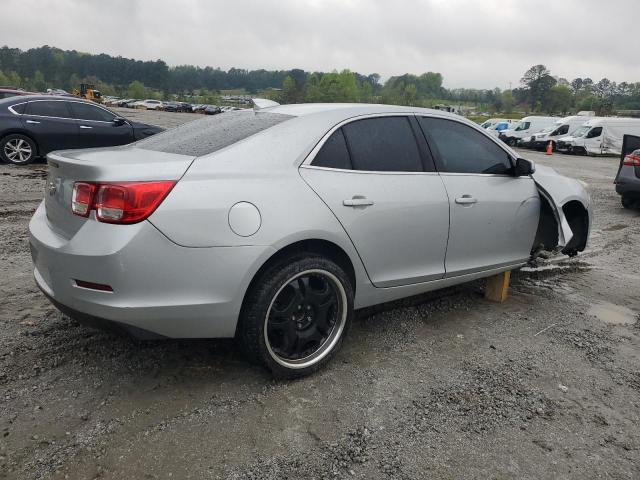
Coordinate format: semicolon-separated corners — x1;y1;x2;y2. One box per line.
515;157;535;176
113;117;126;126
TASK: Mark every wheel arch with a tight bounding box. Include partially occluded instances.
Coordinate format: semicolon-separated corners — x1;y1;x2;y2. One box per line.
561;200;590;254
0;130;41;156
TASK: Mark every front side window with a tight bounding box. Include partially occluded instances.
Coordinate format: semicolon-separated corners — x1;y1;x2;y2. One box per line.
572;126;590;137
69;102;116;122
586;126;603;139
515;121;531;131
25;101;72;119
341;117;423;172
418;117;513;175
552;125;569;136
312;128;351;170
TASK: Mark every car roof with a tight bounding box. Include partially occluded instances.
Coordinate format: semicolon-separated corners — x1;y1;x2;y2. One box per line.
0;95;112;108
265;102;459;119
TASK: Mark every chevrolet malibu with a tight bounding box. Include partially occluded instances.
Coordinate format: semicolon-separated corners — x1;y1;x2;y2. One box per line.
29;102;592;377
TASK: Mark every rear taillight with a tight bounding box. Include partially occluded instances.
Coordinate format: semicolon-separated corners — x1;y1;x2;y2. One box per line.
623;154;640;167
71;182;97;217
71;181;176;224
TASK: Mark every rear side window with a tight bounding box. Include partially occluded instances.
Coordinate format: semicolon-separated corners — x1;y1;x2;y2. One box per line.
26;101;72;119
136;110;293;156
419;117;513;175
69;102;116;122
342;117;423;172
10;102;27;114
312;128;351;169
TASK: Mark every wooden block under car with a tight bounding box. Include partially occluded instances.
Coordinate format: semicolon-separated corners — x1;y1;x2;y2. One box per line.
485;271;511;303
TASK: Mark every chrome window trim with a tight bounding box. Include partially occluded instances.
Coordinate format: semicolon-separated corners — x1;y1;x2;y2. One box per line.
8;103;27;115
21;99;117;123
300;112;428;174
300;164;439;176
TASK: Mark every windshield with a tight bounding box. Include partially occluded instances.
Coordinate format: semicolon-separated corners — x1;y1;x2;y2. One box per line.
480;121;492;128
571;126;590;137
539;126;554;134
515;121;531;131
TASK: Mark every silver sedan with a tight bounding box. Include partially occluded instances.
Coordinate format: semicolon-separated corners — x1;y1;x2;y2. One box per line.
29;102;592;377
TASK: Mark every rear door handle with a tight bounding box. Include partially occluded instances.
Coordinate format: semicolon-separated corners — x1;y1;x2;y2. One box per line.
343;196;374;207
455;195;478;205
79;125;93;129
25;120;40;124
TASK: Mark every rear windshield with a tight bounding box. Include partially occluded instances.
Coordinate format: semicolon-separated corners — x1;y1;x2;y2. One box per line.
136;110;293;157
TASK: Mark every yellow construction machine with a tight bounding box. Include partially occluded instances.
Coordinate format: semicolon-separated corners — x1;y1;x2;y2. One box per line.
73;84;103;103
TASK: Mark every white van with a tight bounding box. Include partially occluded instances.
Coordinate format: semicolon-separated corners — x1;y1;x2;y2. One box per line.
529;115;599;150
557;118;640;155
498;116;559;147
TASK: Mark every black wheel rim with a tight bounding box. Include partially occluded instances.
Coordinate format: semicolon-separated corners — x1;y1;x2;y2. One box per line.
265;270;346;367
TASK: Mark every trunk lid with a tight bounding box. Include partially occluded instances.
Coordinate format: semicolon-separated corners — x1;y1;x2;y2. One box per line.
45;146;195;239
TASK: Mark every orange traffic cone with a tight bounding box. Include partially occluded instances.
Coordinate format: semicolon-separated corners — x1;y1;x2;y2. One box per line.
545;141;553;155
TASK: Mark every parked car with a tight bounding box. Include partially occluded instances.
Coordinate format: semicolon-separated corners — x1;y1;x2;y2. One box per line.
204;105;222;115
132;99;163;110
28;102;591;377
124;99;141;108
614;134;640;208
556;117;640;156
529;115;599;151
162;101;192;113
115;98;136;107
479;118;516;130
0;95;163;165
192;104;208;114
485;120;516;138
0;88;37;99
498;116;559;146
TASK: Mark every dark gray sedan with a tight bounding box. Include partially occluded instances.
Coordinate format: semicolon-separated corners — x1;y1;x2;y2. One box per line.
0;95;163;164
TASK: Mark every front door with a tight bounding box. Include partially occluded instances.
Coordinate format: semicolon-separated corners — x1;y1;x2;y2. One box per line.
300;116;450;287
418;116;540;277
68;101;134;148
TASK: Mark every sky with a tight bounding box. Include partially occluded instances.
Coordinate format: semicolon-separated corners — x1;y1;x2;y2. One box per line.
0;0;638;89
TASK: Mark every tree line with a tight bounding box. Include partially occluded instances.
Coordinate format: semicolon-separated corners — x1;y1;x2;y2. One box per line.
1;46;639;114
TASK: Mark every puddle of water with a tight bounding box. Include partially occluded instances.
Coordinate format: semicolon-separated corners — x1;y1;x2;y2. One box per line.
588;302;637;325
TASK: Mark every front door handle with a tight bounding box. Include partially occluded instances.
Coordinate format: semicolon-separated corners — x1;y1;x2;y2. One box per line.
79;125;93;129
455;195;478;205
343;196;374;207
25;120;40;124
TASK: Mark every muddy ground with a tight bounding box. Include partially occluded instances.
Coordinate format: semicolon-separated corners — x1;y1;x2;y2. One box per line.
1;109;639;480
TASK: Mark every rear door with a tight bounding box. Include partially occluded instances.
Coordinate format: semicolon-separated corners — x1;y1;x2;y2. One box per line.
300;115;450;287
22;100;78;154
418;116;540;277
68;101;134;148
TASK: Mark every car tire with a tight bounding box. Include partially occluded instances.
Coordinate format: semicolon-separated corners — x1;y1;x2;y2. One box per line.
507;138;517;147
0;134;37;165
238;254;354;378
621;195;635;209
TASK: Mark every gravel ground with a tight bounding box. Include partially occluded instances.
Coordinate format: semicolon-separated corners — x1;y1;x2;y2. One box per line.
1;109;639;479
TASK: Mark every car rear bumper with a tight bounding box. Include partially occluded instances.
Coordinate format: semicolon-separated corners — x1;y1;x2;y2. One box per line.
29;201;274;338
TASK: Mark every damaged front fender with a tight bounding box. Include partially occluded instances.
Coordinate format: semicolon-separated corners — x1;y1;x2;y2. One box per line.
531;164;592;253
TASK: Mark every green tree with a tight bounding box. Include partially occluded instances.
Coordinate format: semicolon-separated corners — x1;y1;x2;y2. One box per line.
521;65;556;111
31;70;46;91
545;85;573;114
126;80;146;98
501;90;515;113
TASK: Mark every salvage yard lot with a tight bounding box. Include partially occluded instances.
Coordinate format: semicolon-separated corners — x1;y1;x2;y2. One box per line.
1;110;639;479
